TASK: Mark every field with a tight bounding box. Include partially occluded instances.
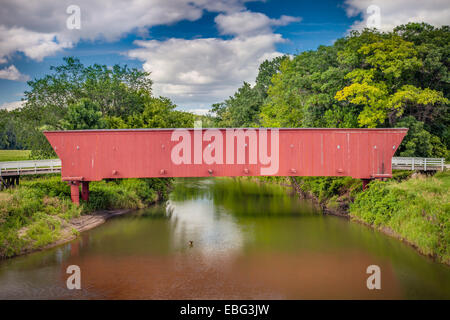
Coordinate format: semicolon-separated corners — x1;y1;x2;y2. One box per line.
0;150;31;162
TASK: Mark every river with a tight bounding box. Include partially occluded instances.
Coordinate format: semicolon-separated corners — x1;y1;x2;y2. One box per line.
0;178;449;299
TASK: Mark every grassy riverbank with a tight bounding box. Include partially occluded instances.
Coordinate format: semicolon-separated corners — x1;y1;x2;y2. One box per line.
292;171;449;265
351;171;449;264
0;175;171;258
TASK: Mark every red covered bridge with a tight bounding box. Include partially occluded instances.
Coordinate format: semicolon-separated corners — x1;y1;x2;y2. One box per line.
44;128;407;204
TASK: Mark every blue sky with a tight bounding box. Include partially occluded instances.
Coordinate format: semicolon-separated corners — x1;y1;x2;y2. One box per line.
0;0;448;113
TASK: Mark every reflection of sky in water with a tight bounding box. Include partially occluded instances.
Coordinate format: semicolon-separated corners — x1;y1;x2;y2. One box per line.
168;198;245;259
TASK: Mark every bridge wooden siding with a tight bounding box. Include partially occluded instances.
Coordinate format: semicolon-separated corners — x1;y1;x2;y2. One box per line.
43;128;410;204
44;128;409;180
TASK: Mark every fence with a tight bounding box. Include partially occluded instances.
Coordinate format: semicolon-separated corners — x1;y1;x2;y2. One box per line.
391;157;446;171
0;159;61;176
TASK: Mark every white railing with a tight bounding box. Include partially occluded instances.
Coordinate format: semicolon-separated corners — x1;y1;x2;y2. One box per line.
392;157;445;171
0;159;61;175
0;157;446;175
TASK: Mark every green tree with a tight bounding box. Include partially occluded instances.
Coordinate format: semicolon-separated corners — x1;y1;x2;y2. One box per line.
226;82;263;127
335;34;448;128
211;56;287;128
62;99;106;130
255;23;448;156
122;97;194;129
17;57;154;158
0;110;10;148
261;45;350;128
0;109;26;150
395;116;448;158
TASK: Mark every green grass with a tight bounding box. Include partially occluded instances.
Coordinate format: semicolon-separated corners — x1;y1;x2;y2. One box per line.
0;176;171;258
0;192;11;202
0;150;31;161
350;171;450;264
0;176;80;257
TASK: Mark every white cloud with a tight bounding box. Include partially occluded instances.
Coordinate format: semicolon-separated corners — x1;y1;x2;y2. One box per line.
0;0;297;107
344;0;450;31
0;100;26;111
127;9;300;108
128;34;285;108
0;0;259;63
215;11;301;36
0;26;72;63
188;108;211;116
0;65;30;81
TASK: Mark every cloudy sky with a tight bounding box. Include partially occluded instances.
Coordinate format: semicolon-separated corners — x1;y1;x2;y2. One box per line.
0;0;449;114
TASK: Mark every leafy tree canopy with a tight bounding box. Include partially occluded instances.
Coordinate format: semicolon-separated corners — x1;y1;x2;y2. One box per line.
213;23;449;159
211;56;286;127
2;57;193;158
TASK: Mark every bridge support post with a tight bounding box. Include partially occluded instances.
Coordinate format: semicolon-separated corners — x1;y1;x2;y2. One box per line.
362;179;371;191
81;181;89;202
69;181;80;205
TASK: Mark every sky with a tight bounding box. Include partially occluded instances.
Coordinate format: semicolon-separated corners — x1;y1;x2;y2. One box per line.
0;0;449;114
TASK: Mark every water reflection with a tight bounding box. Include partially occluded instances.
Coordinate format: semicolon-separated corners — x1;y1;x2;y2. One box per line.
0;178;449;299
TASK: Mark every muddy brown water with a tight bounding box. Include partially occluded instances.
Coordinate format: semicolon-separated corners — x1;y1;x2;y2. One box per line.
0;178;449;299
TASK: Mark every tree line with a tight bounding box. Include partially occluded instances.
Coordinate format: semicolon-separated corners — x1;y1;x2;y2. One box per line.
209;23;449;159
0;57;194;158
0;22;448;159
